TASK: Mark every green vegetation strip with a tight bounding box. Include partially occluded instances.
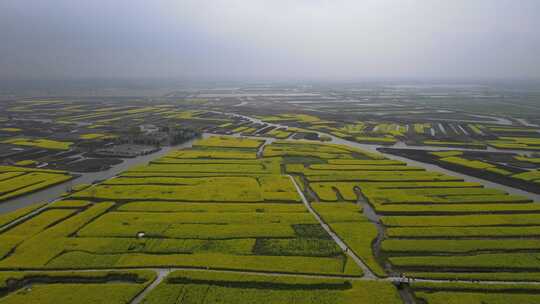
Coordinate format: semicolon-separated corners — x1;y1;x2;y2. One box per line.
0;270;154;304
141;270;402;304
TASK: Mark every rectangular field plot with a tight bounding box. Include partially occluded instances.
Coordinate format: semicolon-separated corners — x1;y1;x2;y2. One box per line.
405;271;540;282
411;282;540;304
127;162;275;174
309;164;419;171
140;271;402;304
117;201;308;213
327;159;405;165
381;214;540;227
0;166;72;202
304;171;461;182
1;137;73;150
390;252;540;271
70;183;263;202
376;202;540;215
46;251;362;276
193;136;264;149
77;210;317;237
386;226;540;238
73;175;300;202
364;188;529;206
382;238;540;254
0;270;154;304
264;141;383;160
275;139;540;281
164;149;257;159
55;199;361;276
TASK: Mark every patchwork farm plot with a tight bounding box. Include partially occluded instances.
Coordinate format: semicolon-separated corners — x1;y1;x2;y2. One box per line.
2;134;540;302
0;99;230;173
212;116;331;141
409;281;540;304
0;270;155;304
140;271;402;304
0;137;365;282
236;109;540;151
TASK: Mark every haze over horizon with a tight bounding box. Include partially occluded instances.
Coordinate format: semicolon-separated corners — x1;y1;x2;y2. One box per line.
1;0;540;82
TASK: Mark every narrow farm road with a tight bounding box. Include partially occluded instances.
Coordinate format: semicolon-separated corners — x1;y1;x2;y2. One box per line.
130;268;171;304
288;175;377;279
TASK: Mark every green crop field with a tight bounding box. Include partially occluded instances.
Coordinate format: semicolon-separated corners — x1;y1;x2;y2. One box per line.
0;203;45;227
390;252;540;271
165;149;257;159
386;225;540;238
1;138;73;150
141;271;402;304
405;271;540;282
193;136;264;149
1;133;539;301
0;139;378;278
382;238;540;254
412;282;540;304
0;166;72;202
72;175;299;202
415;290;540;304
0;270;154;304
376;202;540;215
381;214;540;227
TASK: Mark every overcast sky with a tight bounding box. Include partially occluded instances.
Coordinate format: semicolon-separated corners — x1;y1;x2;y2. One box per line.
1;0;539;81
